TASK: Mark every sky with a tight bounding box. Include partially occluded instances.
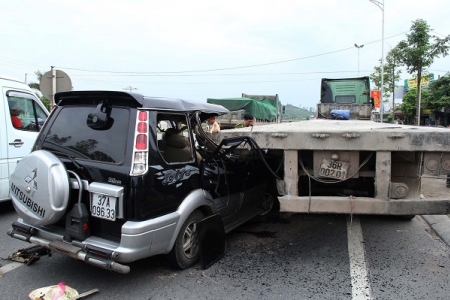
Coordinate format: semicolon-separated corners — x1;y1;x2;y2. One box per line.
1;0;450;110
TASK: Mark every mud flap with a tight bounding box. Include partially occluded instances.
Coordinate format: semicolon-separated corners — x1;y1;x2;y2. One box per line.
64;203;90;242
197;214;226;269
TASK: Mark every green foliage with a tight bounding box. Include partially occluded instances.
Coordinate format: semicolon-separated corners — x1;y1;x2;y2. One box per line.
370;48;402;101
282;104;312;120
27;70;51;110
28;82;40;90
395;19;450;119
396;20;450;75
425;76;450;111
401;88;429;117
386;114;393;123
40;97;51;110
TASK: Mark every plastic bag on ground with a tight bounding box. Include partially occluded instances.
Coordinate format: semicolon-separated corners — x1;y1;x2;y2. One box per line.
28;282;78;300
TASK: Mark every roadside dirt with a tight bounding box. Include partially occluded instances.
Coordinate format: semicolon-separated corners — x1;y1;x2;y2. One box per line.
421;177;450;199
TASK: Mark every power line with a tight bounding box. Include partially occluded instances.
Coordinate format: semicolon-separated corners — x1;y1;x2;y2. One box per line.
432;31;448;37
0;55;47;69
57;32;409;75
70;70;373;78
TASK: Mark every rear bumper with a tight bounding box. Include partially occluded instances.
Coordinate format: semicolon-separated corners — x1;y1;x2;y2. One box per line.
279;196;450;215
8;211;181;274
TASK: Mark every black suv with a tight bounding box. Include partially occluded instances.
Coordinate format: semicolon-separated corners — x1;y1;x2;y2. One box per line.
8;91;276;273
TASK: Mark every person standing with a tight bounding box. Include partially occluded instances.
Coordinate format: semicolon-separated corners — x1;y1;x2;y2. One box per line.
235;113;254;128
207;116;220;133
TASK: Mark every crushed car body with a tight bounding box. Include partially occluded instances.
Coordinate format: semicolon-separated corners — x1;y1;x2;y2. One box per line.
8;91;277;274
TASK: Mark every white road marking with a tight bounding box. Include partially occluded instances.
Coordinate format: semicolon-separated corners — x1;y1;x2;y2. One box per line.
0;261;23;277
347;216;372;300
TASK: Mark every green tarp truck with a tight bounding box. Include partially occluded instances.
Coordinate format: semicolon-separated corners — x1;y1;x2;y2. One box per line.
207;94;281;129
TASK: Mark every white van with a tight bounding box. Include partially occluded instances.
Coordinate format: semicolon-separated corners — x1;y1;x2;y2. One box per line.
0;75;49;202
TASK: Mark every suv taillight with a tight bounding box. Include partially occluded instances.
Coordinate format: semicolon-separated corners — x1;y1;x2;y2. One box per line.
130;110;149;176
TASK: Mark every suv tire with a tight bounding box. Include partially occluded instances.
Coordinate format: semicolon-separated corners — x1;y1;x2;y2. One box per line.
259;192;275;216
168;210;204;269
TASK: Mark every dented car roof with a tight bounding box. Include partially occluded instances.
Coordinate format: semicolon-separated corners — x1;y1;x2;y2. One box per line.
55;90;230;117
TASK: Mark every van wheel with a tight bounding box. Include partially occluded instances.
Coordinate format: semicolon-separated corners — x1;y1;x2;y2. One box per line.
168;210;204;269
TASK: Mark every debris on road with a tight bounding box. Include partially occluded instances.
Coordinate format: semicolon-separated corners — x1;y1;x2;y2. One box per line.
28;282;78;300
28;282;99;300
9;245;50;265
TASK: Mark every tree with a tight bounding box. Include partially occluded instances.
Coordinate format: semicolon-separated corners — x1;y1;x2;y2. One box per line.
370;48;402;103
395;19;450;124
28;70;51;110
401;88;429;118
425;76;450;111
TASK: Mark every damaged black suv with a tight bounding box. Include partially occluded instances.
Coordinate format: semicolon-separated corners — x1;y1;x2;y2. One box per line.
8;91;276;273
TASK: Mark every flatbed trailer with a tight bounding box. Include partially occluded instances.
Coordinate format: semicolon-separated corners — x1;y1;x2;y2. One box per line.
217;120;450;216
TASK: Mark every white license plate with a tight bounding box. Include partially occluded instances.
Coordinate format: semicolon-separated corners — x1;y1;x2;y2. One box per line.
91;193;117;221
319;159;349;180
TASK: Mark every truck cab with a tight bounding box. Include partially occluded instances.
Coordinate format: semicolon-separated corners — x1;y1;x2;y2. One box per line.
317;77;373;120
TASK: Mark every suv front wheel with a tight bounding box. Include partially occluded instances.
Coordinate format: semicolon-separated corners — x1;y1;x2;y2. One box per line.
168;210;204;269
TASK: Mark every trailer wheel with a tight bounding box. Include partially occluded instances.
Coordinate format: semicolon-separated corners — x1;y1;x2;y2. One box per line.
168;210;204;269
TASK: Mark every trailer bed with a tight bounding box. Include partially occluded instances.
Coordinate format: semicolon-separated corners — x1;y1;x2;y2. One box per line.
216;120;450;216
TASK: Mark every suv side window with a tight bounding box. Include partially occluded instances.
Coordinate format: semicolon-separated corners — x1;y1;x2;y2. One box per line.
7;92;47;131
156;113;194;164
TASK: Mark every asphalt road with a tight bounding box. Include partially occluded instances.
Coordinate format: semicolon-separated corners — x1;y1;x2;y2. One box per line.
1;200;450;300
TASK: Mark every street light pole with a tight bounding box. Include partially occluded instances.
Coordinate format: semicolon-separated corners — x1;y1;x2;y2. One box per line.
354;44;364;76
370;0;384;123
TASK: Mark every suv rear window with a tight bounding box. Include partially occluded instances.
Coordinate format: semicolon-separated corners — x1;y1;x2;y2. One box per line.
42;106;130;163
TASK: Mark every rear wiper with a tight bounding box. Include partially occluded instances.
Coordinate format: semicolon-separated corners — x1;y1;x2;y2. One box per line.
50;151;84;171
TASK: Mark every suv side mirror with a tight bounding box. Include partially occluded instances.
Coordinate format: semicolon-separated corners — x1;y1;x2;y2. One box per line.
87;102;113;130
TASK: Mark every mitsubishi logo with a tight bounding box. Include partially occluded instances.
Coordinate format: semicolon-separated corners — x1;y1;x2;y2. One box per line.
24;168;38;193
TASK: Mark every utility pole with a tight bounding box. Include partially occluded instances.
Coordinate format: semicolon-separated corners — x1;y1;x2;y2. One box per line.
51;66;56;108
24;73;34;84
123;86;137;93
369;0;385;123
392;56;395;119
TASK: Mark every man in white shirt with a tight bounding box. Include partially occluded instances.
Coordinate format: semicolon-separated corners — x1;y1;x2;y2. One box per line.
207;116;220;133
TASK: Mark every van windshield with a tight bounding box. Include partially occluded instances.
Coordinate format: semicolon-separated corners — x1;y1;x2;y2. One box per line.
41;106;130;163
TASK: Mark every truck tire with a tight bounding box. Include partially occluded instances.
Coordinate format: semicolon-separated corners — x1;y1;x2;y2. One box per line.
168;210;204;269
9;150;70;226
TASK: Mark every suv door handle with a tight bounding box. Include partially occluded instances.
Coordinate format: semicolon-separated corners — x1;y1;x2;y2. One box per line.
9;139;24;147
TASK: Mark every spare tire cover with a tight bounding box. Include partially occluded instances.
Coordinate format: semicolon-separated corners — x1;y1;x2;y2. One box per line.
10;150;70;226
